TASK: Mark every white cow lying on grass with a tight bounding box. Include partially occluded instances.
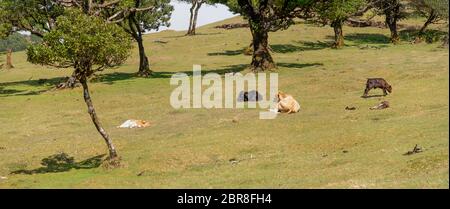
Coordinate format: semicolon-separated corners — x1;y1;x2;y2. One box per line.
118;120;151;129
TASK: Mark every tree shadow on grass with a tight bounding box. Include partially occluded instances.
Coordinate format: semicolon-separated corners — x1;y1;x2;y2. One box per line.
0;88;48;97
0;87;27;95
361;94;387;99
399;28;448;43
0;79;58;97
207;49;243;56
162;32;223;39
152;64;248;78
271;44;304;53
0;72;138;97
11;153;105;175
277;62;324;69
275;41;331;53
0;65;248;97
90;72;138;85
342;33;391;45
208;41;330;57
203;64;248;74
0;77;68;88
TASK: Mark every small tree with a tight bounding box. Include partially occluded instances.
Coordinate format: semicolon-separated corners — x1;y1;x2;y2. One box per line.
410;0;442;37
374;0;406;44
105;0;173;77
5;48;13;69
0;0;62;70
315;0;366;48
27;10;133;162
179;0;214;36
214;0;315;72
58;0;173;77
422;0;449;47
0;0;64;38
1;0;171;81
0;14;8;69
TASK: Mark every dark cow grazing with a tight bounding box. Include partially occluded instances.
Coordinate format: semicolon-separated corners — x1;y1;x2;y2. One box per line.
345;106;357;111
363;78;392;97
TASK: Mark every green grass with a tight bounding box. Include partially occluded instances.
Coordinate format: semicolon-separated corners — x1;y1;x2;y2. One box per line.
0;17;448;188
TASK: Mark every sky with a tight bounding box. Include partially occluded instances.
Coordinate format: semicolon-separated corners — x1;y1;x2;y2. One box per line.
151;1;237;33
18;1;236;35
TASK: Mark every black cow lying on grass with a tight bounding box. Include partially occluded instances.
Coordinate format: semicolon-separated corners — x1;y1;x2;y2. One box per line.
237;90;263;102
363;78;392;97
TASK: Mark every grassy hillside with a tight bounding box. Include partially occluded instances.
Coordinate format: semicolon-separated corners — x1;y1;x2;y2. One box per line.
0;16;448;188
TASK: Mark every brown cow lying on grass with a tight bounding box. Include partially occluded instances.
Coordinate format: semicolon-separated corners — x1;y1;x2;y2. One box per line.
276;91;301;114
370;101;390;110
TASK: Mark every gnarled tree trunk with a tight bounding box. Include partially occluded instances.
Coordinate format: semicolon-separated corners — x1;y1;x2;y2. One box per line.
186;0;203;36
56;74;79;89
385;1;400;44
80;75;118;161
414;9;439;44
386;18;399;44
5;48;14;69
419;9;438;35
249;19;276;72
136;34;152;77
191;1;202;35
129;15;152;77
442;33;449;48
332;20;344;48
187;1;196;35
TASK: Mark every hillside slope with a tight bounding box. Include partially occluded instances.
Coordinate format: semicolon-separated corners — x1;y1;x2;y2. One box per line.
0;16;448;188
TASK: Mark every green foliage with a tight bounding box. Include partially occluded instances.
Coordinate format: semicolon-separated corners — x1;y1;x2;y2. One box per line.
215;0;315;32
373;0;407;20
177;0;216;6
420;29;447;43
131;0;173;32
316;0;366;23
215;0;313;16
401;29;448;43
0;18;448;188
0;33;41;53
213;0;315;71
103;0;173;34
0;0;65;37
27;10;132;77
423;0;449;18
0;1;12;39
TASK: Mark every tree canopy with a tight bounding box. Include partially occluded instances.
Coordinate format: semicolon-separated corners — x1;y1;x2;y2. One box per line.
315;0;366;48
28;10;132;73
0;0;65;38
109;0;173;76
27;10;133;161
178;0;216;35
423;0;449;18
214;0;315;71
0;33;41;52
0;0;172;77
